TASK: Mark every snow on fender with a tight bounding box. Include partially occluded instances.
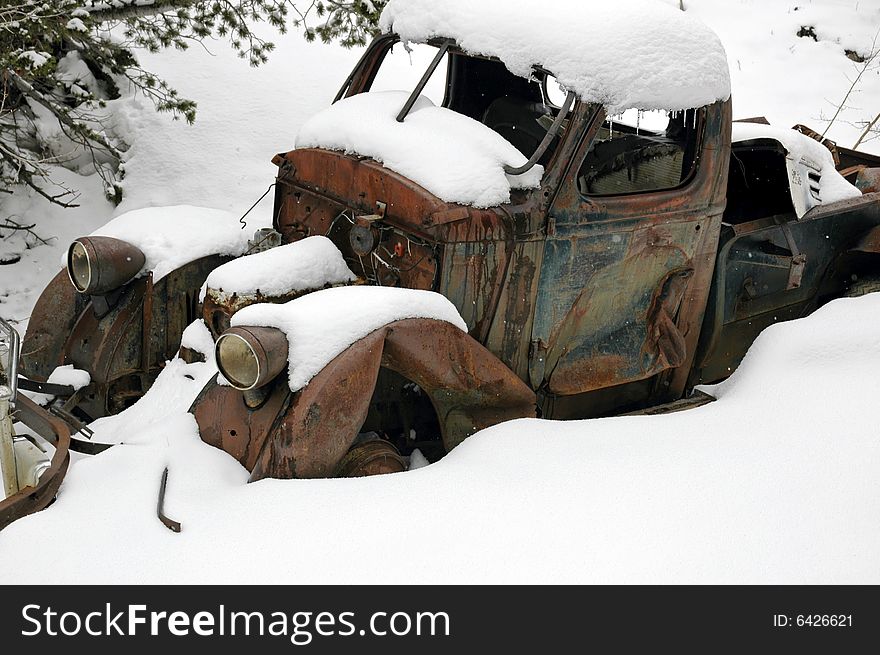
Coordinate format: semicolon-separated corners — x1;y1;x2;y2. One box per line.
227;285;468;392
83;205;263;281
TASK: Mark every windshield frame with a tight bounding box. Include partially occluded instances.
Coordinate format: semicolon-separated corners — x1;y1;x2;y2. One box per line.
333;33;584;194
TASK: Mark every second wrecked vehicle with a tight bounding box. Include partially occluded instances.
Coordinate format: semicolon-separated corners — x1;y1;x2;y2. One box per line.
9;0;880;513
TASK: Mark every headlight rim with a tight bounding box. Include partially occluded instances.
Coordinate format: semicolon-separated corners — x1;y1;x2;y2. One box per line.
66;240;93;294
215;325;288;392
215;331;262;391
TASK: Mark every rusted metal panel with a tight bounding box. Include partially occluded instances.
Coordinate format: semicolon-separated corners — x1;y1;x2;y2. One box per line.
251;329;385;480
482;240;543;383
20;270;86;380
438;240;507;338
533;224;697;395
855;168;880;194
278;148;449;232
192;376;292;471
379;319;535;451
65;276;148;384
526;100;731;409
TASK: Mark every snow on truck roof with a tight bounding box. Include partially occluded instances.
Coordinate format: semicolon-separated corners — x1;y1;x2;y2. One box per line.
379;0;732;113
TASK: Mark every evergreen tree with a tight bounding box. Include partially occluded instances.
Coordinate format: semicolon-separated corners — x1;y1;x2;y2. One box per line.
0;1;385;207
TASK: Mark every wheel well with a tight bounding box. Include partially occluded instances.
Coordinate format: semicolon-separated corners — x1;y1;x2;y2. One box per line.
360;367;445;463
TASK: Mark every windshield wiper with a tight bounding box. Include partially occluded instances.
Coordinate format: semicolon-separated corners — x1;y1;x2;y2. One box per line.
396;40;453;122
504;90;576;176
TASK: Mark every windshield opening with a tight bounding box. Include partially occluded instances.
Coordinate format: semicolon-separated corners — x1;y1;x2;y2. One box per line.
359;39;574;172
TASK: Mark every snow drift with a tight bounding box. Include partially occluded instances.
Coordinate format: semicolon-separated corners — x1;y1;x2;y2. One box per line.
2;293;879;584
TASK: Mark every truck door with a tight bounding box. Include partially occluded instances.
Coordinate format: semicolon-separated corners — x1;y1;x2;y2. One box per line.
692;138;850;384
531;101;731;418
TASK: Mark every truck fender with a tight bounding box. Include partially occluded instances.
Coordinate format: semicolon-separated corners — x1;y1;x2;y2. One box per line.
20;270;87;380
192;318;537;481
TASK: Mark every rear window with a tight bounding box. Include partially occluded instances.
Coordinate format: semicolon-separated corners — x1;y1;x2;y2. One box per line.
577;108;703;196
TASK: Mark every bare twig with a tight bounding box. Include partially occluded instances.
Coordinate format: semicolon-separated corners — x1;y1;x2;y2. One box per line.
820;28;880;139
0;217;55;245
853;111;880;149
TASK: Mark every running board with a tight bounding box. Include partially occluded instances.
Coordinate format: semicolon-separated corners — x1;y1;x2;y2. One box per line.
622;390;716;416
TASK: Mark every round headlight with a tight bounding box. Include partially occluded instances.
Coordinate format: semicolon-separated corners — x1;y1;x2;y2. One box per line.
215;326;288;391
68;241;92;293
66;237;146;295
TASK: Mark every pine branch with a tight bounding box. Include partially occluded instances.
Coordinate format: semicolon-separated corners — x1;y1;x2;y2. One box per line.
6;69;122;160
87;1;200;22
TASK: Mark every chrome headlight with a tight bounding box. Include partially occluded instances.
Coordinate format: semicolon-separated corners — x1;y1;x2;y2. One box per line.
66;236;146;295
215;326;288;391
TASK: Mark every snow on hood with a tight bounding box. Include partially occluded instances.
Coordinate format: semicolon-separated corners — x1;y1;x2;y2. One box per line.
205;236;356;298
294;91;543;208
732;123;861;216
379;0;731;114
230;286;467;392
84;205;262;281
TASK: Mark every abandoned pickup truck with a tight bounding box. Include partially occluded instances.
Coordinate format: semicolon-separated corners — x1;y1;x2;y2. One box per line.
5;0;880;526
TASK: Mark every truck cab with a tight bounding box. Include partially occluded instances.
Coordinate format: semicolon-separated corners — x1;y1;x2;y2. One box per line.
270;31;731;420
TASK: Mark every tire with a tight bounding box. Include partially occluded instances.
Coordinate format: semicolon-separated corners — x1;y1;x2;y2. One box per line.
845;275;880;297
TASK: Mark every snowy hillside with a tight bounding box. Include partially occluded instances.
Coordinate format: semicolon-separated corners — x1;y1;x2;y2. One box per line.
1;0;880;583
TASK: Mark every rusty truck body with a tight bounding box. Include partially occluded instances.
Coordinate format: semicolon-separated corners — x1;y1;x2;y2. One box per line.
5;25;880;528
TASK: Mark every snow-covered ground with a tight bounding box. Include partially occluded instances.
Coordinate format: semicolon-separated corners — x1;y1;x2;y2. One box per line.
3;293;880;584
1;0;880;583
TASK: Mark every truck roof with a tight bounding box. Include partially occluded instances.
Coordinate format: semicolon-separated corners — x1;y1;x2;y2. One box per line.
380;0;731;113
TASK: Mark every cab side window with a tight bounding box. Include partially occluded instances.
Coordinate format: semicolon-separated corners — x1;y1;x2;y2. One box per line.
577;108;703;196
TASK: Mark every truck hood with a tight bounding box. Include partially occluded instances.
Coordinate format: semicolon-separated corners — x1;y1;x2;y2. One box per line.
293;90;542;208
